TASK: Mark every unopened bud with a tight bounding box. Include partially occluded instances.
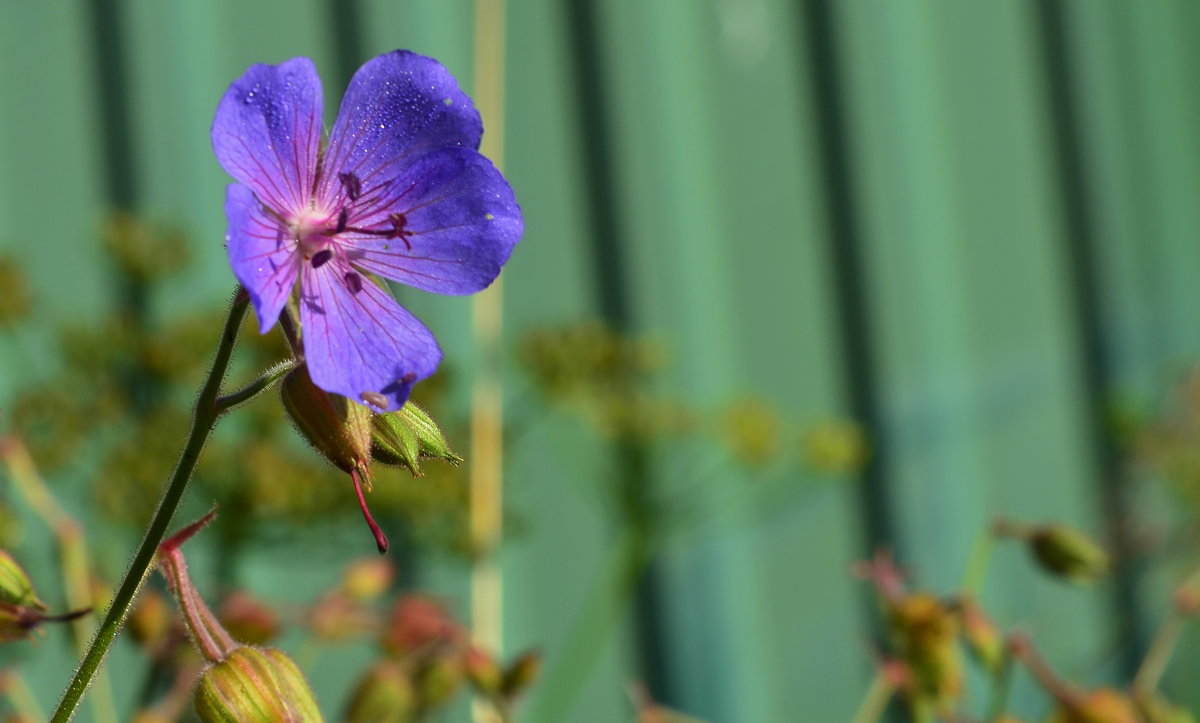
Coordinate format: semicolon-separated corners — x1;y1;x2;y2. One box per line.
802;419;868;475
1048;688;1138;723
343;660;414;723
281;365;373;475
501;649;542;699
193;647;324;722
1028;524;1109;583
887;594;961;708
371;402;462;476
0;550;43;610
128;587;173;652
413;652;463;710
464;647;503;697
957;596;1004;674
340;558;395;602
381;595;460;658
218;591;280;646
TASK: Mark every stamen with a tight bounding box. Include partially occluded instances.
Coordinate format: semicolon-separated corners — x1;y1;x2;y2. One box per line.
344;271;363;294
361;391;388;408
311;249;333;268
338;171;363;201
336;208;348;234
388;213;414;251
351;467;389;554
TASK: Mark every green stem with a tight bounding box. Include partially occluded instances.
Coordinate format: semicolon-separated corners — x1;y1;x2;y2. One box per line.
985;652;1014;722
1132;611;1185;694
527;528;651;723
849;670;894;723
215;357;299;411
49;287;249;723
961;528;996;595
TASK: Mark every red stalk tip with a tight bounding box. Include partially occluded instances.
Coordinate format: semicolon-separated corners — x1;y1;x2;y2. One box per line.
351;468;389;555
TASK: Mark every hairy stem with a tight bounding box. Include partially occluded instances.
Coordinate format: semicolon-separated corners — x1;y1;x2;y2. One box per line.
49;287;249;723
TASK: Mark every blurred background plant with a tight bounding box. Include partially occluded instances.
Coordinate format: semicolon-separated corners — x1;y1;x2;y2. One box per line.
3;1;1200;720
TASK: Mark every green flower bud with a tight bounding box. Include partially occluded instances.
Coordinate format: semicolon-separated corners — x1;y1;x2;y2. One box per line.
501;649;542;699
281;366;373;475
194;647;324;722
464;646;503;697
0;550;44;610
1028;524;1110;583
413;652;463;711
956;596;1004;675
340;558;395;603
343;660;414;723
371;402;462;476
1047;688;1138;723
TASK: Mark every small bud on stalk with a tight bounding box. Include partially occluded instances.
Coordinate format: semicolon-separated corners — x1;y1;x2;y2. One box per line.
281;364;389;553
343;660;415;723
371;402;462;476
1028;524;1110;583
157;510;325;722
0;549;89;643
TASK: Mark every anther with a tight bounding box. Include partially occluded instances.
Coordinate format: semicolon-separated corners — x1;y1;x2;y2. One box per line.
361;391;388;408
387;213;413;251
336;208;348;234
311;249;333;269
344;272;363;294
338;171;362;201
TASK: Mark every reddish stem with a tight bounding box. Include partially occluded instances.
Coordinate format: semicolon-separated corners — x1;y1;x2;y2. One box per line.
352;467;389;554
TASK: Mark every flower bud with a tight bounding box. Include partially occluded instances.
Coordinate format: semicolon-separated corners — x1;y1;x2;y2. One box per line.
371;402;462;476
956;596;1004;674
413;651;463;710
0;550;44;610
343;660;414;723
464;646;503;697
128;587;173;653
501;649;542;699
720;398;781;467
1028;524;1109;583
281;365;373;476
802;419;868;475
193;646;324;722
218;591;280;646
340;558;395;603
887;594;961;709
380;595;461;658
1047;688;1138;723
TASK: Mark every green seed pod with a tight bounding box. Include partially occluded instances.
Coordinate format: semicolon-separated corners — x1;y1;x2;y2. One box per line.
0;550;44;610
343;660;415;723
464;646;503;698
371;402;462;476
194;647;324;722
501;649;542;699
281;366;373;475
1029;524;1110;583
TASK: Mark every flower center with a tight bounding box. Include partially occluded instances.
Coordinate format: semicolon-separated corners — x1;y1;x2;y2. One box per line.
292;212;335;259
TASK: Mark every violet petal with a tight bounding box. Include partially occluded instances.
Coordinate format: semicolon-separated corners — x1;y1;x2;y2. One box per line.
317;50;483;208
342;148;522;295
212;57;323;216
224;183;300;333
299;259;442;411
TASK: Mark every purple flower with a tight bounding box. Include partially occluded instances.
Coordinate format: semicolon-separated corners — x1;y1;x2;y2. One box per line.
213;51;521;411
